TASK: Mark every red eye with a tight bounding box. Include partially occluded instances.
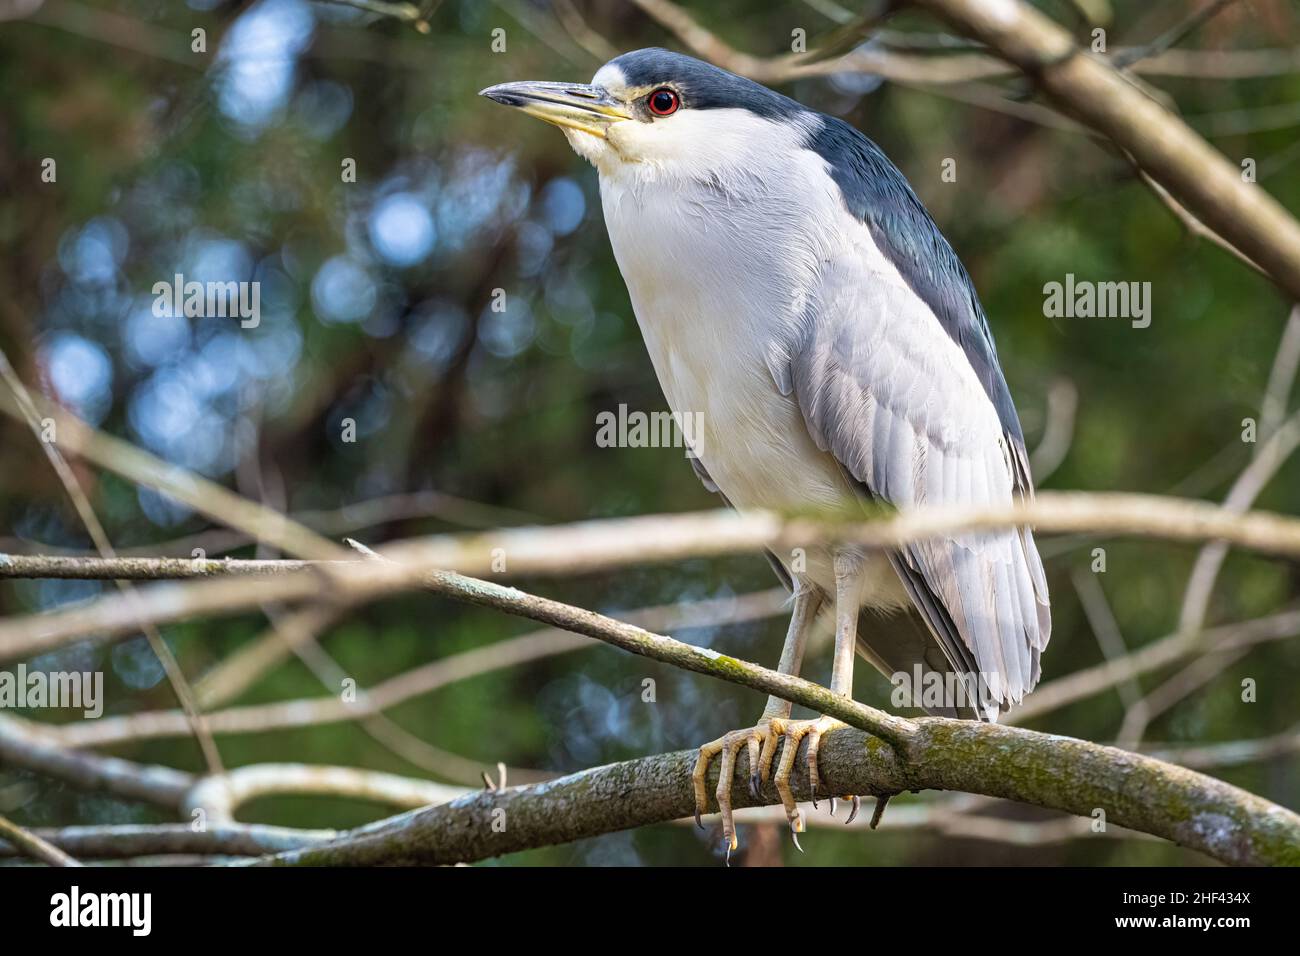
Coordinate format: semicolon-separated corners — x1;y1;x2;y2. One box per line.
648;88;679;116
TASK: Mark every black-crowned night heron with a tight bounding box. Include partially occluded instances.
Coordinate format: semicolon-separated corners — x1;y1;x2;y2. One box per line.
483;48;1051;857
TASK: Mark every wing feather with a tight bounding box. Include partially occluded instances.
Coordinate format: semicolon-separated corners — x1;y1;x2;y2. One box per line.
783;261;1050;718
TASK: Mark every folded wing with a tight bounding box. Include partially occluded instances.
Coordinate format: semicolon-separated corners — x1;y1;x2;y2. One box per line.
779;258;1050;718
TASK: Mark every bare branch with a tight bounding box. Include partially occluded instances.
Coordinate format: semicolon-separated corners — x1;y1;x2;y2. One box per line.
6;490;1300;662
1260;306;1300;441
551;0;620;63
0;822;336;860
0;490;539;559
0;349;224;773
0;813;82;867
183;764;465;824
1151;726;1300;770
1111;0;1240;70
0;389;347;560
0;714;194;809
1179;408;1300;637
246;724;1300;866
314;0;432;33
194;604;347;708
1071;569;1143;720
1027;378;1077;482
1135;168;1266;274
1117;647;1251;746
905;0;1300;301
0;796;1167;859
1008;609;1300;723
50;589;789;749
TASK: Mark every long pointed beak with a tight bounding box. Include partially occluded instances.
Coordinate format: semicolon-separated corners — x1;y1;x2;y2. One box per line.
479;81;631;138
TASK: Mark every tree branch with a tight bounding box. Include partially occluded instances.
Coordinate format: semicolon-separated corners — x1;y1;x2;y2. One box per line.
182;764;465;824
0;389;347;560
5;490;1300;662
247;724;1300;867
1110;0;1240;70
314;0;433;33
1008;608;1300;723
906;0;1300;301
0;348;225;774
0;813;82;867
46;589;789;749
0;823;336;861
0;714;194;809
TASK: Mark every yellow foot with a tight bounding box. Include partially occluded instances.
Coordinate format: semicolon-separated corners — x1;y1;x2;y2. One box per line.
691;715;858;861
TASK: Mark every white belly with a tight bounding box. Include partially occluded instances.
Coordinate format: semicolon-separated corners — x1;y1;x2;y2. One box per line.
647;314;848;515
598;172;906;608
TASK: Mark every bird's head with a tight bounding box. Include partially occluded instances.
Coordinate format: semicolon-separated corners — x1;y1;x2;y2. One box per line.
480;48;810;181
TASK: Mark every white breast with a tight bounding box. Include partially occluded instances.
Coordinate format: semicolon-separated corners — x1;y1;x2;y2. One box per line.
600;165;842;512
594;116;910;606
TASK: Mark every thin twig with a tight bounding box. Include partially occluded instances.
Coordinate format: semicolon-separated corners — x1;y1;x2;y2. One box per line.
904;0;1300;300
1070;570;1142;715
1111;0;1241;70
0;813;82;867
0;388;347;560
1178;408;1300;637
1008;608;1300;723
1028;378;1077;483
0;349;225;775
0;822;337;860
182;763;465;824
1259;305;1300;442
7;491;1300;662
0;714;195;808
45;589;790;749
315;0;433;33
1137;168;1265;275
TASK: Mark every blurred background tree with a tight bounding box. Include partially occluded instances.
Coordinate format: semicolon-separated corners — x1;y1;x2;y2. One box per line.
1;0;1298;865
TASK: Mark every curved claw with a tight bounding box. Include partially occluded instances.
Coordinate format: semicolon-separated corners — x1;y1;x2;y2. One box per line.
715;742;741;853
845;794;861;825
806;726;826;810
692;721;781;861
746;736;762;801
694;718;848;862
772;721;803;830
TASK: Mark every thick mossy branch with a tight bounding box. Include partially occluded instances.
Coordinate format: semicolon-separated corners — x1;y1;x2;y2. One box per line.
911;722;1300;866
255;724;1300;867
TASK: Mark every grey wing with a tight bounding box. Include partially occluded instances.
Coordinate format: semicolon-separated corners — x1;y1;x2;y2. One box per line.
780;257;1050;716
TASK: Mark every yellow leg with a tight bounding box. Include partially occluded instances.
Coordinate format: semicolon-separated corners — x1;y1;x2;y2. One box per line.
768;715;849;849
691;589;822;860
